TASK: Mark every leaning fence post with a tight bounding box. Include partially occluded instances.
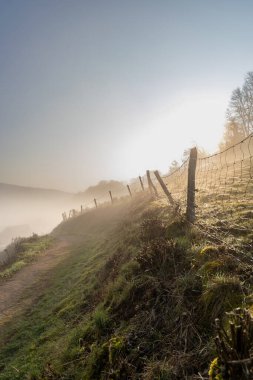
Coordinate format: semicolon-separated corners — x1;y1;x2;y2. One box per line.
94;198;98;208
127;185;132;198
139;176;145;191
109;190;113;204
186;147;198;223
154;170;174;205
146;170;158;197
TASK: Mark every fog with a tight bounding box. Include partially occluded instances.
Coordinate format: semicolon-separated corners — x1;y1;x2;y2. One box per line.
0;180;131;251
0;184;84;251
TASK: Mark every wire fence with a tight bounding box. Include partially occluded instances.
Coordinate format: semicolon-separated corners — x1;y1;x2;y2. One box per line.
194;134;253;246
196;135;252;211
63;134;253;245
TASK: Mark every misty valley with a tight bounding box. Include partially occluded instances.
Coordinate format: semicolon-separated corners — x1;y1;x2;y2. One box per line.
0;182;79;253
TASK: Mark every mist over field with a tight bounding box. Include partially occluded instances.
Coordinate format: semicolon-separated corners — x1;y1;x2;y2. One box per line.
0;183;80;250
0;180;129;250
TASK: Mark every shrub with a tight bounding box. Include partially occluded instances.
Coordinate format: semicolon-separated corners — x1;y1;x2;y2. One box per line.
137;239;190;282
93;308;110;335
201;275;244;321
140;218;166;242
209;308;253;379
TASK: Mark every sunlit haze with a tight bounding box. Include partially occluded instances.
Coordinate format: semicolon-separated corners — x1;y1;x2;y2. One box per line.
1;0;253;191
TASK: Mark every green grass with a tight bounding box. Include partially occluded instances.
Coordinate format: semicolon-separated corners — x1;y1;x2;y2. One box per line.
0;260;27;278
0;193;252;379
0;195;149;379
0;235;52;279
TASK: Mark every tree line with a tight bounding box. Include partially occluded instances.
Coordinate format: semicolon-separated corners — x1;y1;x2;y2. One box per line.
168;71;253;174
220;71;253;150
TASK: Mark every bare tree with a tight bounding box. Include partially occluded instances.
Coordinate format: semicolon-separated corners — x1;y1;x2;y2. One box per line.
219;118;245;150
226;72;253;137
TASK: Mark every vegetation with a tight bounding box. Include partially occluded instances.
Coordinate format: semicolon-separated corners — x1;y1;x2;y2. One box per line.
0;234;52;279
209;308;253;379
220;71;253;150
0;194;252;379
77;180;127;203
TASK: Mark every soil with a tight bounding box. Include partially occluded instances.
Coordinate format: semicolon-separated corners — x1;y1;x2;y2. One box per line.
0;239;70;327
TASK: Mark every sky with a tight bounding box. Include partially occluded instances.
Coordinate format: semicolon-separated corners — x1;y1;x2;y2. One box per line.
1;0;253;192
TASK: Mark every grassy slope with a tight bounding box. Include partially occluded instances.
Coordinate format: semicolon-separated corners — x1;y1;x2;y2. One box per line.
0;193;252;379
0;235;52;279
0;195;148;379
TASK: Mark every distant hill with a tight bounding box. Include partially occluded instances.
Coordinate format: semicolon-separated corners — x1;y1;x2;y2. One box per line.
77;180;127;203
0;182;74;202
0;181;129;203
0;183;80;247
0;181;127;248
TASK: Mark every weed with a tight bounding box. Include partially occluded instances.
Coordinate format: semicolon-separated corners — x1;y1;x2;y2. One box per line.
143;361;175;380
93;308;111;335
0;235;52;279
201;275;244;321
0;260;26;278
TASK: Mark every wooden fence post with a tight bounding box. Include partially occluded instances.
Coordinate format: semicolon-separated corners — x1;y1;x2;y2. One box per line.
94;198;98;208
146;170;158;197
109;190;113;204
154;170;174;205
139;176;144;191
186;147;198;223
127;185;132;198
81;205;83;214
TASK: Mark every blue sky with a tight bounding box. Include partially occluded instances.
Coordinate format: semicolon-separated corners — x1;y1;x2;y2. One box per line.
1;0;253;191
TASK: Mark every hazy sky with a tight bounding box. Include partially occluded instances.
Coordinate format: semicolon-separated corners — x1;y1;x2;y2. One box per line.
1;0;253;192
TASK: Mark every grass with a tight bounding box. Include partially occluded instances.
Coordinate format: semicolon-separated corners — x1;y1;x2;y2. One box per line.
0;260;27;278
0;193;252;379
0;235;52;279
201;274;244;321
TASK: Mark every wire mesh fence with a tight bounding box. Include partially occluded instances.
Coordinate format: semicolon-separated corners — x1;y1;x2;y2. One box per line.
195;134;253;227
160;159;189;208
64;134;253;246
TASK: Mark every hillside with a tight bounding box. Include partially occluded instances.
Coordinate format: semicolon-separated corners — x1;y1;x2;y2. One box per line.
0;182;74;201
0;193;252;379
76;180;127;203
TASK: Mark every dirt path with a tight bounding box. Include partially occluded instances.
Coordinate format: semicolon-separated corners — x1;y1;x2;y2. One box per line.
0;239;70;327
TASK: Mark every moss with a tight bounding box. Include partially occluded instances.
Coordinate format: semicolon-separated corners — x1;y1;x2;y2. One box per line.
199;260;223;277
108;336;124;365
201;275;244;321
208;357;223;380
199;245;220;257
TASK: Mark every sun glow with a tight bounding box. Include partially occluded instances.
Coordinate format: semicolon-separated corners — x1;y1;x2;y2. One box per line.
119;92;228;178
165;94;227;153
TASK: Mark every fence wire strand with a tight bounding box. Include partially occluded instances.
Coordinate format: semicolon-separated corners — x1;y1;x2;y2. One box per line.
195;134;253;236
64;134;253;249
